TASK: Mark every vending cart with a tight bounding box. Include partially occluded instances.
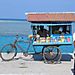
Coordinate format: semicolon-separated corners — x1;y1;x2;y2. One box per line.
26;12;75;63
0;12;75;63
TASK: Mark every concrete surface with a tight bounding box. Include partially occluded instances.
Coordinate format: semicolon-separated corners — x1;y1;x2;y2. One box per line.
0;53;74;75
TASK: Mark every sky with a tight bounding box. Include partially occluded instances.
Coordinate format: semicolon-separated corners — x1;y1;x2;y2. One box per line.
0;0;75;19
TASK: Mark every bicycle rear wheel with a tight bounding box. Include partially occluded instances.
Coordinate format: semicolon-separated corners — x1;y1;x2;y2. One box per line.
0;44;17;61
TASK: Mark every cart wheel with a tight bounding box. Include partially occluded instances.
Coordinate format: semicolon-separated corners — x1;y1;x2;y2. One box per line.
43;46;62;64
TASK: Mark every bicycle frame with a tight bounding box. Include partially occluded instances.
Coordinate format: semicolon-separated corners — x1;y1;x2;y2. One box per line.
12;35;36;54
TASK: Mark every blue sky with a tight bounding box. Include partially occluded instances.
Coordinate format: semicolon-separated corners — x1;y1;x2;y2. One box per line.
0;0;75;19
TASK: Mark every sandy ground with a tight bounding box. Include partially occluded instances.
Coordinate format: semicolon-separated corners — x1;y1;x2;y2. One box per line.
0;53;74;75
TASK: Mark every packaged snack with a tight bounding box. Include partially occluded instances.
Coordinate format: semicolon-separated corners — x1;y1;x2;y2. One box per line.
46;37;50;42
40;37;46;43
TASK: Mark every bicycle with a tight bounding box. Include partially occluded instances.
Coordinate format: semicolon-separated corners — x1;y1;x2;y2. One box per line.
0;35;62;64
0;35;33;61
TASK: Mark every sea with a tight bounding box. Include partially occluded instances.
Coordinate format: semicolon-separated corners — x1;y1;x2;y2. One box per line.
0;20;75;35
0;20;32;51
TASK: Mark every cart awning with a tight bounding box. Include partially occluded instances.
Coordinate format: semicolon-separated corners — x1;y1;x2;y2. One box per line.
31;23;71;26
26;12;75;22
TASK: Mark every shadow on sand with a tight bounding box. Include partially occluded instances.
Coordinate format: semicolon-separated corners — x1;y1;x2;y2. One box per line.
32;54;73;61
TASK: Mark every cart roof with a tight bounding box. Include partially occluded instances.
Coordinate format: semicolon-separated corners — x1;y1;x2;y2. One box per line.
25;12;75;22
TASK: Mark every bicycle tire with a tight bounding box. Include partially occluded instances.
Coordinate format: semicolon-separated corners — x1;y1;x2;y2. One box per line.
43;46;62;64
0;44;17;61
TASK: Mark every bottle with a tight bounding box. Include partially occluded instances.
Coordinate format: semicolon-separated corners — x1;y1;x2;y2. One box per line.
36;34;40;43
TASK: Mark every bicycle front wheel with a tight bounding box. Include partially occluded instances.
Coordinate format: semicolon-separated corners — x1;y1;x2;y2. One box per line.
0;44;17;61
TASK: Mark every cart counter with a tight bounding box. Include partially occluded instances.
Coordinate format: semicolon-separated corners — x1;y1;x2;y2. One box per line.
33;35;73;45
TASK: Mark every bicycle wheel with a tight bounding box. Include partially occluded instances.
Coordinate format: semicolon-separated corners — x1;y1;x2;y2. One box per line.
43;46;62;64
0;44;17;61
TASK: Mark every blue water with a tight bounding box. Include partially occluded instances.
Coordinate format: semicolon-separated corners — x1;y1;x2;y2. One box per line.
0;20;75;35
0;20;74;53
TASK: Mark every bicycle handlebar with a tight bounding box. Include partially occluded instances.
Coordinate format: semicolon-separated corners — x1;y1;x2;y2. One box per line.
15;34;36;41
16;35;19;39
